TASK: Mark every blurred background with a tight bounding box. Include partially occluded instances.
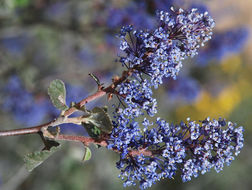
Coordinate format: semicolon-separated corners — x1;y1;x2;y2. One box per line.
0;0;252;190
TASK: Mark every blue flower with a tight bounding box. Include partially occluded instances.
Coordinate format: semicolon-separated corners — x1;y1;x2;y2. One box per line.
108;117;244;189
118;8;214;88
106;7;244;189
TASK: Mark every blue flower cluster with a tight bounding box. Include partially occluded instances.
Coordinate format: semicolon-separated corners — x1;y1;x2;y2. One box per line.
107;8;244;189
118;79;157;118
181;118;244;182
118;8;214;88
109;117;244;189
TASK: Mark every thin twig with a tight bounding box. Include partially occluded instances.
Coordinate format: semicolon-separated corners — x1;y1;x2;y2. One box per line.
0;116;87;137
51;134;153;157
0;68;134;138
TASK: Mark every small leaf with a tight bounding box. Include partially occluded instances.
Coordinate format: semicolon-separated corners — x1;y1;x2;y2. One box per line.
48;79;68;111
87;107;113;133
82;146;92;161
24;144;61;172
82;123;101;139
82;107;113;138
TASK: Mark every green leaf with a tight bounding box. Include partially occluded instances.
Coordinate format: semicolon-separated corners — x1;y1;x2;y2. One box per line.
48;79;68;111
82;123;101;139
82;107;112;138
24;144;61;172
82;146;92;162
86;107;113;133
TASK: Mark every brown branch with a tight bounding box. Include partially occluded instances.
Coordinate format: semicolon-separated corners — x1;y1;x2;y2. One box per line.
0;30;164;160
0;116;87;137
0;68;134;138
55;134;108;147
0;121;53;137
51;134;153;157
63;90;106;117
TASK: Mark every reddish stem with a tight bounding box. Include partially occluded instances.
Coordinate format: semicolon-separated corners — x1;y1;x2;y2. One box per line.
0;69;133;137
0;67;144;157
63;90;106;117
0;121;53;137
55;134;108;147
54;134;153;157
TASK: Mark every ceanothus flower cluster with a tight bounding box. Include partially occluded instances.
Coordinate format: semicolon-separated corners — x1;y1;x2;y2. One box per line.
181;118;244;182
118;7;215;88
118;79;157;118
109;117;244;189
107;7;244;189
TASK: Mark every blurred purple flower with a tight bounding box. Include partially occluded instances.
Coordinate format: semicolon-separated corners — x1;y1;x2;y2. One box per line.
44;1;69;20
0;35;28;55
65;83;88;105
107;2;155;29
1;76;48;126
77;47;96;66
197;27;249;65
165;76;200;103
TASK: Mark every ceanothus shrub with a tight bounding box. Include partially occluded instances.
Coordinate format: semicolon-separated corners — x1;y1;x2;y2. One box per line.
0;7;244;190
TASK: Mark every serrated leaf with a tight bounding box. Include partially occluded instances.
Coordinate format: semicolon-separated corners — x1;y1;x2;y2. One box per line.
48;79;68;111
86;107;113;133
24;144;61;172
82;146;92;162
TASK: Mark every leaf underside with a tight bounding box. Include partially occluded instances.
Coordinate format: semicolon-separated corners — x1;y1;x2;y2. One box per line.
24;144;61;172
